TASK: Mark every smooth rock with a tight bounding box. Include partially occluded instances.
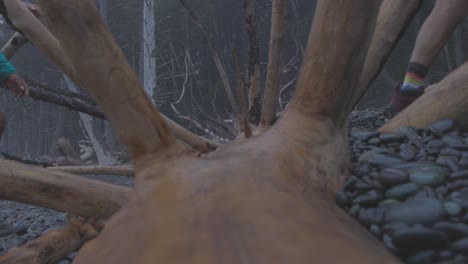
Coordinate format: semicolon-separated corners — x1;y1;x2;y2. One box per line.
405;250;435;264
453;255;468;264
442;135;465;146
380;133;406;144
369;224;381;238
434;250;453;261
384;198;446;225
444;202;462;217
350;205;360;217
368;138;381;145
440;148;462;159
358;208;385;226
385;183;420;200
400;145;419;161
450;143;468;151
351;129;380;141
450;188;468;208
382;234;398;254
1;237;21;251
445;158;462;173
430;119;455;134
450;238;468;254
352;190;384;206
392;226;448;256
450;170;468;180
392;161;437;171
367;154;405;168
427;139;447;150
409;166;446;187
447;180;468;192
383;223;410;236
336;191;350;208
377;168;409;187
379;199;400;207
433;222;468;241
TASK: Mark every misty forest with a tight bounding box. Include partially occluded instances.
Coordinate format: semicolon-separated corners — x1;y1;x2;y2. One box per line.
0;0;468;263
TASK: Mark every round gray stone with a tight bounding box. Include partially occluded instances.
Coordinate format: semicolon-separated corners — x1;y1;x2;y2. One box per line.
385;183;420;200
409;166;446;187
384;198;446;225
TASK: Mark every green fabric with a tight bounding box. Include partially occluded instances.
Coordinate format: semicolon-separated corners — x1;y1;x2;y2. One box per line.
0;52;16;85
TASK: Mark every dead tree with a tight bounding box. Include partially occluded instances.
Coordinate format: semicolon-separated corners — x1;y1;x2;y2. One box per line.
0;0;445;262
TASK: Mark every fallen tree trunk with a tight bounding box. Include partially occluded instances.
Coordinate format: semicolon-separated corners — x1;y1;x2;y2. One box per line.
0;216;101;264
1;32;28;59
0;160;129;218
0;79;221;152
35;0;399;263
48;165;134;176
381;60;468;132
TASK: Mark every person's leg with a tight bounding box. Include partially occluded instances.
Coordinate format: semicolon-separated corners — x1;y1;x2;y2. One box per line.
401;0;468;94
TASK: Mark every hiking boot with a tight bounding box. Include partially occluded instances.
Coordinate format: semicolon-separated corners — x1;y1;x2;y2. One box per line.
388;84;424;113
0;223;27;238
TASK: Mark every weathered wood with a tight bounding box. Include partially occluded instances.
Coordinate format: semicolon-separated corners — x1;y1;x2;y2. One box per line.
49;165;134;176
1;32;28;59
260;0;287;128
243;0;261;124
381;60;468;132
288;1;378;128
0;160;129;218
38;0;179;161
36;0;399;263
0;216;100;264
351;0;422;111
3;0;77;80
54;137;85;165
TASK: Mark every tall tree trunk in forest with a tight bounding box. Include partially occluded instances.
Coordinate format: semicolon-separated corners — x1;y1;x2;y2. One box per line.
141;0;156;102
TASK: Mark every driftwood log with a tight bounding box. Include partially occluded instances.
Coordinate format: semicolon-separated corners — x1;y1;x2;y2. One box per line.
1;0;464;263
35;0;399;263
0;216;101;264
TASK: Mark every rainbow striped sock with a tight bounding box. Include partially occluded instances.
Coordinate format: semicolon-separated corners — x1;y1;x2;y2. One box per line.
401;62;428;92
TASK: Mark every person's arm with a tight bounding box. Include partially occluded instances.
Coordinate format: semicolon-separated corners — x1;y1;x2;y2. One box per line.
0;52;28;96
0;52;16;85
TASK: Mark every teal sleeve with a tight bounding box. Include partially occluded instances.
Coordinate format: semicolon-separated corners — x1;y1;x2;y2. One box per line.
0;52;16;85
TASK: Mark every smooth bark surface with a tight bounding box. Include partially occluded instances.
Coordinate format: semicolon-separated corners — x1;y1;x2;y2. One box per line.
0;160;129;218
260;0;287;127
38;0;179;161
